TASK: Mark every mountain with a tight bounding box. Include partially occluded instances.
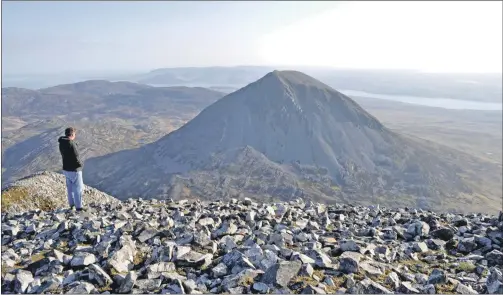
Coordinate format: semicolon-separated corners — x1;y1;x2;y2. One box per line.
1;171;119;214
2;80;225;120
83;71;501;213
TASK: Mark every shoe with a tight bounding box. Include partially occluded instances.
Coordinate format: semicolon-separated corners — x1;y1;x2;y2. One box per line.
76;208;84;212
70;206;75;211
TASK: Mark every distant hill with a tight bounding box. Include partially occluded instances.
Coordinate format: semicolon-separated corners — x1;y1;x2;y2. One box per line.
1;81;226;186
132;66;502;103
1;80;225;119
83;71;502;213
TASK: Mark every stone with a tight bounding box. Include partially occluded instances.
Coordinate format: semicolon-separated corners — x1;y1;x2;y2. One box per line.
348;278;392;294
485;249;503;267
407;221;430;237
70;252;96;266
298;263;315;277
428;269;447;285
386;272;401;289
340;240;360;252
118;271;137;294
458;238;478;254
360;261;383;277
135;279;162;292
431;228;455;241
260;261;302;288
88;264;113;287
413;242;429;253
487;268;503;294
252;282;270;294
339;256;360;274
67;282;96;294
212;263;228;278
14;270;34;293
398;282;421;294
302;285;327;294
456;282;479;294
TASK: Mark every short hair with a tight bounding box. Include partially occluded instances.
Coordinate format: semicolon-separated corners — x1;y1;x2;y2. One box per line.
65;127;76;137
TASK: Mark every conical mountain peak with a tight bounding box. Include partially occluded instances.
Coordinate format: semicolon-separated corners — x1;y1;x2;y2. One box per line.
83;70;492;214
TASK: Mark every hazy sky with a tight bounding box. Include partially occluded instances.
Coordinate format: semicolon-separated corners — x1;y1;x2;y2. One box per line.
2;1;502;75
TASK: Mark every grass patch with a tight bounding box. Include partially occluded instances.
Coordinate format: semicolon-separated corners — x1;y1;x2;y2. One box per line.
353;272;366;281
325;276;345;293
133;251;145;266
456;262;476;272
373;270;394;290
331;185;340;191
98;285;113;292
238;275;255;287
110;268;128;276
1;186;57;212
436;282;456;294
31;251;48;263
1;187;29;211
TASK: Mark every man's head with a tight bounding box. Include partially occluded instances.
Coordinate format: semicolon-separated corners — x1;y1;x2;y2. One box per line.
65;127;76;140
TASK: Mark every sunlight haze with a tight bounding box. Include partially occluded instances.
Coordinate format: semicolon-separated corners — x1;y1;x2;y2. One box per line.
2;1;502;75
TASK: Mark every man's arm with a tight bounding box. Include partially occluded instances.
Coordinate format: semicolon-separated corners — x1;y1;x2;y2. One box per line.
70;141;83;166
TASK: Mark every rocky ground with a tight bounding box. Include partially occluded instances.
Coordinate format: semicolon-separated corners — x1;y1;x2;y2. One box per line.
1;198;503;294
1;172;120;214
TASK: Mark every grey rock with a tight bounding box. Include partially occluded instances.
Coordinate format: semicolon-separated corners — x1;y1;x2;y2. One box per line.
398;282;421;294
302;285;327;294
485;249;503;267
252;282;270;294
88;263;113;287
428;269;447;285
487;268;503;294
339;253;360;274
431;228;455;241
212;262;228;278
299;263;315;277
14;270;34;293
260;261;302;288
70;252;96;266
386;272;401;289
67;281;96;294
118;271;138;294
135;279;162;292
413;242;429;253
456;282;479;294
348;278;392;294
458;238;478;253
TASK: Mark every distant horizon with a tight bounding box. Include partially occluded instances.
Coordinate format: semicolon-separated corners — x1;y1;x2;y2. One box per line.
3;64;502;78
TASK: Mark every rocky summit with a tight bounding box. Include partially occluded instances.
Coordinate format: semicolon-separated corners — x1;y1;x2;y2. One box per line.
1;198;502;294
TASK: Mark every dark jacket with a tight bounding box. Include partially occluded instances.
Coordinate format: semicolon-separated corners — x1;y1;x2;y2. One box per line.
58;136;83;171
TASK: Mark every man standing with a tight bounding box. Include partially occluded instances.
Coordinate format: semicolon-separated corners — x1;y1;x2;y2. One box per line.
58;127;84;211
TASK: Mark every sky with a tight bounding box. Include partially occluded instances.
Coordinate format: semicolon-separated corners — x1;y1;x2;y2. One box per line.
1;1;502;75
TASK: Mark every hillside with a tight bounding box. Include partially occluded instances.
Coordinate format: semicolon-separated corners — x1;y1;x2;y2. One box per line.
1;118;174;187
1;198;502;294
83;71;502;213
1;171;119;214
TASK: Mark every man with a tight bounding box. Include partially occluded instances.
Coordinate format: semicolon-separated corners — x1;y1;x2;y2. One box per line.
58;127;84;211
